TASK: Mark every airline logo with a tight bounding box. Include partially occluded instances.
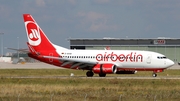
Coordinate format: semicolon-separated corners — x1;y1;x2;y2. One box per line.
96;52;143;62
25;21;41;46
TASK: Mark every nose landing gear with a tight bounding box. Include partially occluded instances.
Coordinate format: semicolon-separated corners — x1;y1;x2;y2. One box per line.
152;69;163;77
152;73;157;77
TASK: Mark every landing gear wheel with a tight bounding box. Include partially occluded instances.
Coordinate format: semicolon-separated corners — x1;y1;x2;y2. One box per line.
86;71;94;77
152;73;157;77
99;73;106;77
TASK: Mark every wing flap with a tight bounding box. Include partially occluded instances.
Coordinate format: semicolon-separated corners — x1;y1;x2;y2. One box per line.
61;61;72;66
43;56;97;69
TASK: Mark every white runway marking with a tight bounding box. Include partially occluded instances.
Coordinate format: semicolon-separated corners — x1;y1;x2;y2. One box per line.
3;76;180;79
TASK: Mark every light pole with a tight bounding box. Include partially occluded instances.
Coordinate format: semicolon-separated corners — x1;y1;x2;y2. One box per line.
17;37;19;59
0;33;4;57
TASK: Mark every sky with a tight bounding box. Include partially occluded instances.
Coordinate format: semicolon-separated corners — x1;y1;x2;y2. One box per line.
1;0;180;55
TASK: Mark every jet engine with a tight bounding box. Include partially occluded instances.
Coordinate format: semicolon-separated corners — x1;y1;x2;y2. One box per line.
92;64;117;74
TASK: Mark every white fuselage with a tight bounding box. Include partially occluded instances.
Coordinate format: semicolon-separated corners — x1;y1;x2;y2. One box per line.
57;50;174;70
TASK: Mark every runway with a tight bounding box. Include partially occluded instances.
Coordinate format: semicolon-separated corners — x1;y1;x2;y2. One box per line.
0;62;180;79
2;75;180;79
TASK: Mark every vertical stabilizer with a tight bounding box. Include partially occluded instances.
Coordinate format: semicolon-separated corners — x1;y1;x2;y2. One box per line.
23;14;67;55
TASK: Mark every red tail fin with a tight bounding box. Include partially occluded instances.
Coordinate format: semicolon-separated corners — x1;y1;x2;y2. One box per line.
23;14;55;52
23;14;67;56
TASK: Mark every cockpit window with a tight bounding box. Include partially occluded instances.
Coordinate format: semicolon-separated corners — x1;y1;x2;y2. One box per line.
163;56;167;59
157;56;167;59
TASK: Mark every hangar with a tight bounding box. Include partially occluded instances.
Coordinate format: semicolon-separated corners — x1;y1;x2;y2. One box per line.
69;37;180;63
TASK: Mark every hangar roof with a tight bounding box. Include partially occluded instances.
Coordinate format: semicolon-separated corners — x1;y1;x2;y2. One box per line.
69;37;180;46
69;37;178;40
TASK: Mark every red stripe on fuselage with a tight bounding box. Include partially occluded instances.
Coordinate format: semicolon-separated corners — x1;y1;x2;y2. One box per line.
117;68;165;72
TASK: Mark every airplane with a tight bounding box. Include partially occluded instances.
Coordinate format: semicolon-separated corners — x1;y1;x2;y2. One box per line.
23;14;174;77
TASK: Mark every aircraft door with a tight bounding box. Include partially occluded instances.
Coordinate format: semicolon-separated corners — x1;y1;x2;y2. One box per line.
146;54;151;64
164;60;166;65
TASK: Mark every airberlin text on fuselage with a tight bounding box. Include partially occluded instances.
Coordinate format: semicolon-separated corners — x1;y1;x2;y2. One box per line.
96;52;143;62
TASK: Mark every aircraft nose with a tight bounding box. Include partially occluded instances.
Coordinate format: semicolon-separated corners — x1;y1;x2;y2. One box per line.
167;59;174;68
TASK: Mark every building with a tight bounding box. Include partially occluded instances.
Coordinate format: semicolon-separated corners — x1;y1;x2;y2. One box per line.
69;37;180;63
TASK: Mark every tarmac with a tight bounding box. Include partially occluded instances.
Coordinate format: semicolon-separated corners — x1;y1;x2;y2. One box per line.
0;62;180;79
0;62;61;69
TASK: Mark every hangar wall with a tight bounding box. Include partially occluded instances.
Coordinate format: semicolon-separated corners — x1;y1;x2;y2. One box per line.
70;38;180;63
85;46;180;62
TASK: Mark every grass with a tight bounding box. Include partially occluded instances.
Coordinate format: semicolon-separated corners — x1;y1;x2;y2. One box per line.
0;69;180;77
0;69;180;101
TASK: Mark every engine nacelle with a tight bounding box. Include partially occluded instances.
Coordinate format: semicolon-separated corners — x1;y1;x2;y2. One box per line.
116;70;137;74
92;64;117;74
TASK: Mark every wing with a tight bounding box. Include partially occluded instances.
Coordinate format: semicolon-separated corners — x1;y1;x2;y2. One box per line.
7;48;29;53
43;56;98;70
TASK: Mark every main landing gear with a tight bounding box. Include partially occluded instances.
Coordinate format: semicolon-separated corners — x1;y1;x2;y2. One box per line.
86;71;106;77
99;73;106;77
86;71;94;77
